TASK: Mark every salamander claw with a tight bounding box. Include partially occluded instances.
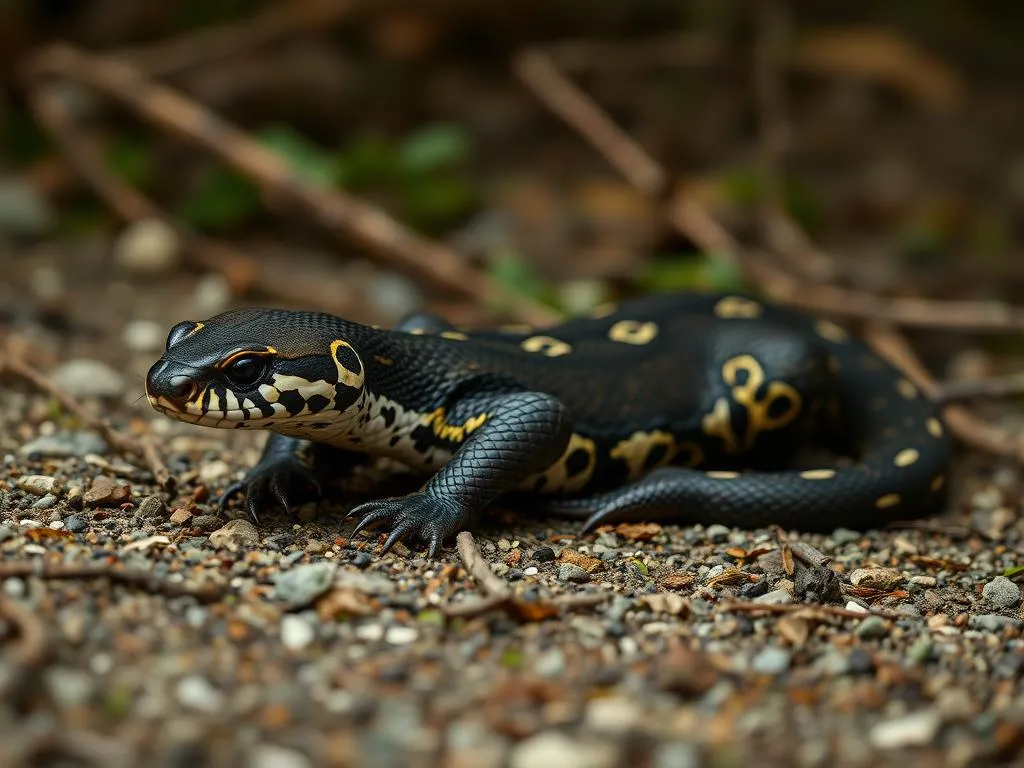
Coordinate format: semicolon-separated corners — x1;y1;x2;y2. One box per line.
218;458;321;522
346;492;467;558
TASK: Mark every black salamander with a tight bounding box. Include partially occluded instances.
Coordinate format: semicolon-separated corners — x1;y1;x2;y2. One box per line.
145;292;953;557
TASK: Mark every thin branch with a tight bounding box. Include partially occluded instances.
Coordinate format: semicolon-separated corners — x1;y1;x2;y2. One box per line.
456;530;511;599
114;0;358;77
0;348;172;490
719;600;902;620
931;373;1024;404
864;323;1020;459
0;592;50;701
753;0;835;283
24;44;558;326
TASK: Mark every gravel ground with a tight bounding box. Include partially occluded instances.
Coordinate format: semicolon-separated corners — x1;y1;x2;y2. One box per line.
3;259;1024;768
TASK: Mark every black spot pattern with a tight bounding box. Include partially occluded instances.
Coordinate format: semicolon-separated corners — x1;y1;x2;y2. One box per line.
306;394;330;414
277;389;306;417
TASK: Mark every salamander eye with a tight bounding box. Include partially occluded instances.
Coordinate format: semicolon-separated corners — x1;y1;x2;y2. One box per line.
224;355;267;389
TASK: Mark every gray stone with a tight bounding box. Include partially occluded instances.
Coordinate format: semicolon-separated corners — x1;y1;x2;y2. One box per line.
30;494;58;510
855;615;890;639
209;519;260;550
557;564;590;583
830;528;862;546
869;709;941;749
705;524;730;543
248;745;314;768
51;359;125;399
175;674;225;713
0;175;54;236
970;614;1023;632
274;562;337;610
751;646;791;675
280;614;317;651
16;475;57;495
114;218;181;275
982;576;1021;609
136;495;167;521
63;515;87;533
753;588;793;605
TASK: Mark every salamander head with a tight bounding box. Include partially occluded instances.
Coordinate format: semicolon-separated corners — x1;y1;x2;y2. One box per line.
145;307;366;430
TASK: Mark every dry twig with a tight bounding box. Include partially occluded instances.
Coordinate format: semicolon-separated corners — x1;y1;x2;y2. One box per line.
719;600;902;620
25;44;558;326
516;36;1024;461
115;0;358;76
0;348;172;490
446;531;608;621
0;561;224;603
0;592;50;701
931;373;1024;404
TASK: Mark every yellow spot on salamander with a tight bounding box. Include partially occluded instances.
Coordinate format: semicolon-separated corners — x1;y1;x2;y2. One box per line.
875;493;901;509
589;302;617;318
373;355;394;366
930;475;945;492
608;320;658;345
609;429;678;478
814;319;849;343
521;335;572;357
713;296;762;319
800;469;836;480
894;448;920;468
528;433;598;493
895;378;918;399
926;417;943;438
705;470;740;479
440;331;469;341
422;408;489;443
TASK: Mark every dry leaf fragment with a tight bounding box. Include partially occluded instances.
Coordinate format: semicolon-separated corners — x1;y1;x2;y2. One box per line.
122;535;171;552
776;615;810;647
639;592;690;616
659;572;696;591
316;587;377;620
613;522;662;541
558;549;605;573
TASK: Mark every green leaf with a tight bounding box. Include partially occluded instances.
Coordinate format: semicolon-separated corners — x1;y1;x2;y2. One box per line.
486;250;553;305
106;137;156;189
400;177;477;230
499;649;524;668
398;123;472;174
1004;564;1024;579
337;133;400;187
640;254;746;293
176;167;261;231
258;125;342;187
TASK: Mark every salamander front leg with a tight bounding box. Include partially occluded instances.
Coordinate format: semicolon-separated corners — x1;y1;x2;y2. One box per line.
347;392;572;557
219;433;366;522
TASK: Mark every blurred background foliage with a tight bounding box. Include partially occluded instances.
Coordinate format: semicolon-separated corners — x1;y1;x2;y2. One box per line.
1;0;1024;318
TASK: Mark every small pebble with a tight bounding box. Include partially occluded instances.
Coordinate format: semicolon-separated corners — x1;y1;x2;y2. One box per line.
849;567;905;590
30;493;58;510
753;588;793;605
558;564;590;583
19;433;107;458
306;540;329;555
831;528;862;546
281;614;317;651
16;475;57;495
982;575;1021;609
705;524;730;543
51;359;125;399
584;696;642;734
210;519;260;550
532;546;556;562
970;614;1023;632
82;476;130;507
274;562;337;610
510;731;617;768
114;217;181;275
855;616;890;640
751;647;791;675
198;460;232;484
869;709;941;749
63;515;87;533
248;745;314;768
3;578;27;598
121;320;167;352
175;674;225;714
384;626;418;645
132;496;165;522
169;507;193;525
192;514;223;532
523;566;539;576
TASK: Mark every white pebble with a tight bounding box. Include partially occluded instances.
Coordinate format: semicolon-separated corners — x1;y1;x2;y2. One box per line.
175;674;225;713
192;272;232;317
384;625;418;645
16;475;56;495
355;623;385;642
523;567;539;576
114;217;181;274
869;709;941;749
122;320;167;352
281;615;317;651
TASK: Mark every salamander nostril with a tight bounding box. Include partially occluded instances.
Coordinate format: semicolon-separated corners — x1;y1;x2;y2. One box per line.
169;375;197;400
